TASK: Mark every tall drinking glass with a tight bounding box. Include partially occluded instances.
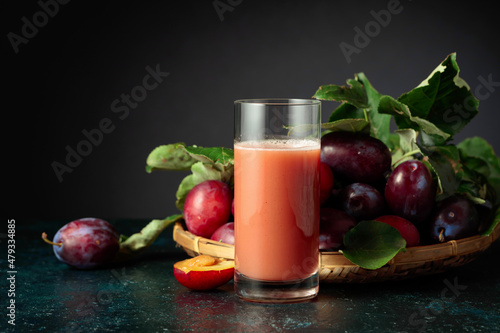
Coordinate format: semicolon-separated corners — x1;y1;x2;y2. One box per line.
233;99;321;303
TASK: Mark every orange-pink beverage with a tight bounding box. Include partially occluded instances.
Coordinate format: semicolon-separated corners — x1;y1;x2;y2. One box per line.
234;140;320;281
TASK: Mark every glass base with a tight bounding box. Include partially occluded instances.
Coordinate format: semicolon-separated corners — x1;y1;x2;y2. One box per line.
234;271;319;303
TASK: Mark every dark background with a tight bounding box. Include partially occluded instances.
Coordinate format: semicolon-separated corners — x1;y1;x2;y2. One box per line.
4;0;500;220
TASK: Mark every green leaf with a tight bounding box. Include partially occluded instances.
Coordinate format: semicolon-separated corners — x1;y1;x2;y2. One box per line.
457;181;487;205
419;144;464;200
328;102;366;122
393;53;479;144
145;143;196;173
117;214;184;258
395;128;419;154
378;95;451;145
457;137;500;206
391;128;422;167
175;162;233;211
458;154;491;205
181;145;234;172
461;156;491;180
481;206;500;236
170;146;235;211
321;118;370;134
316;73;392;147
342;221;406;270
313;78;369;108
356;73;392;145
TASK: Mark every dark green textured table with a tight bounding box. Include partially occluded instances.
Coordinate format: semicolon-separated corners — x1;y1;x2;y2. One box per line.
3;219;500;332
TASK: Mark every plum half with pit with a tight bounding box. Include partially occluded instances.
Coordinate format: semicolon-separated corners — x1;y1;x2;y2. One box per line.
183;180;233;238
173;255;234;290
42;217;120;269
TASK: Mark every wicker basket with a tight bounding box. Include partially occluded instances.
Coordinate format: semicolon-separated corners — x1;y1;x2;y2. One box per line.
173;220;500;283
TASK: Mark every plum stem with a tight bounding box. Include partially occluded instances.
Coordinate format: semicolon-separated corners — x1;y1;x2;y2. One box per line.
392;149;421;168
363;109;369;122
41;232;62;247
438;229;446;243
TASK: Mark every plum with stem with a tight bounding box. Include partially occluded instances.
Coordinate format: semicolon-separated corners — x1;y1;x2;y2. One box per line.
42;217;120;269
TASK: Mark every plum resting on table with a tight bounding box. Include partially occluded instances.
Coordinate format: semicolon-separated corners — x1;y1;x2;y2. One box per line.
42;217;120;269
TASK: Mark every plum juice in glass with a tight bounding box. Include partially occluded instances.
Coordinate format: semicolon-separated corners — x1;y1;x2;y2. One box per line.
233;99;321;303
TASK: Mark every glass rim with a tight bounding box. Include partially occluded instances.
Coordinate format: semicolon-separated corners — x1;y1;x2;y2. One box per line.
234;98;321;106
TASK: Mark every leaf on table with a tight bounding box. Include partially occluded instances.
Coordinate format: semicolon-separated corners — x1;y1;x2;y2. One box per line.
117;214;184;258
342;221;406;270
145;143;196;173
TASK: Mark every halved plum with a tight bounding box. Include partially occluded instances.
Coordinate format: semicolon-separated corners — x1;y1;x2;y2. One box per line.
173;255;234;290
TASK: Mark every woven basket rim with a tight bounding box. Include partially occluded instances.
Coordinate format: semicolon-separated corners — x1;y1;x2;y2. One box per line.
173;219;500;267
